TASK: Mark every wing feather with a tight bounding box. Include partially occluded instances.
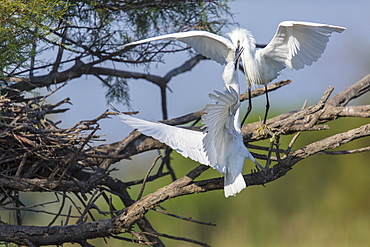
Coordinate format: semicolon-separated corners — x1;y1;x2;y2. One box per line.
202;87;240;173
117;113;209;165
259;21;345;70
124;31;235;64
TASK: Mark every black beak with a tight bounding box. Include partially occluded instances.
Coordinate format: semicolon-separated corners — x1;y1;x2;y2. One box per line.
234;45;244;70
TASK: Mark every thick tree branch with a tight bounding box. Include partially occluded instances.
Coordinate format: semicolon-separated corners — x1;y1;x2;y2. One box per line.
1;71;369;246
0;219;113;246
3;118;367;245
87;75;370;161
3;54;206;94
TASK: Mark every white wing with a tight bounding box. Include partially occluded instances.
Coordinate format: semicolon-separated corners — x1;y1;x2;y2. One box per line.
202;87;260;197
124;31;235;64
202;87;240;173
117;113;209;165
259;21;346;70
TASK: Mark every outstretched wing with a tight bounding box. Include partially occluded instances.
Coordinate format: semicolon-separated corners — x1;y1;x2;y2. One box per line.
124;31;235;64
259;21;346;70
202;86;240;173
117;113;209;166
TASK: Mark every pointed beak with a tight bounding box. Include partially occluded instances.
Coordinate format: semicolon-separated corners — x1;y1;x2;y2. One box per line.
235;45;244;62
234;45;244;70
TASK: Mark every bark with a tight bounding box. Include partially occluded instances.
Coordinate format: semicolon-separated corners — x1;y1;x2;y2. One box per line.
0;74;369;246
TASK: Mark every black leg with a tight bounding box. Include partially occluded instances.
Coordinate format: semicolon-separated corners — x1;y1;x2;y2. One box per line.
241;86;252;127
263;84;270;125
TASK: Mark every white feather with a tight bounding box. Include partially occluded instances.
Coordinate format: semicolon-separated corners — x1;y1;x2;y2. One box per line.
117;20;345;195
124;31;235;64
124;21;345;87
202;87;258;197
115;86;258;198
258;21;346;77
117;114;209;165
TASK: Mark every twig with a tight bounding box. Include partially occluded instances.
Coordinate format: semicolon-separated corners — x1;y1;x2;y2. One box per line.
64;205;72;226
137;155;162;201
240;80;291;102
319;146;370;155
0;199;59;210
0;206;80;218
125;171;171;186
285;132;301;156
142;231;211;247
48;193;66;226
111;234;155;245
76;189;104;224
15;152;27;177
151;208;216;226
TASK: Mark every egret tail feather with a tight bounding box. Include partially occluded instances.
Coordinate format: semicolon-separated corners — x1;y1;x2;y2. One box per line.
224;173;246;198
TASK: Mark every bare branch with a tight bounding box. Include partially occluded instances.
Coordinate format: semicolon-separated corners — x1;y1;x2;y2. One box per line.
240;80;292;102
1;65;369;246
320;146;370;155
328;73;370;107
163;54;207;82
0;219;113;246
151;208;216;226
137;155;162;200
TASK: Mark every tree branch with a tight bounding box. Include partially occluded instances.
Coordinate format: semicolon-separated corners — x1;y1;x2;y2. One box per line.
87;75;370;162
1;70;369;246
328;73;370;107
0;219;113;246
5;116;365;246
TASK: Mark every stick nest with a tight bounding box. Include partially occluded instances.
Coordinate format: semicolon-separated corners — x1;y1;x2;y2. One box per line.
0;94;105;181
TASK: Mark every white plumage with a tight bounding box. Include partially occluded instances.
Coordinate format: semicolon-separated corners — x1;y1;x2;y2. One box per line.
115;85;259;197
124;21;346;123
203;88;258;197
116;112;208;165
125;21;345;86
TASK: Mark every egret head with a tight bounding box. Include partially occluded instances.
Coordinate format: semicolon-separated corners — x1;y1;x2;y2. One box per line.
227;28;256;53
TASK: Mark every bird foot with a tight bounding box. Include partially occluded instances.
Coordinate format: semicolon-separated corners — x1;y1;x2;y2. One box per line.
256;123;273;137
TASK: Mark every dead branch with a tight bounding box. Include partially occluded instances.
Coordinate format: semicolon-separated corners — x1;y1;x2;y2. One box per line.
0;73;369;246
84;75;370;163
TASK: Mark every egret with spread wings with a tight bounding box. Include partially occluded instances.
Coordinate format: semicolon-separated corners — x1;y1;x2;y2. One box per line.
114;85;260;197
124;21;346;126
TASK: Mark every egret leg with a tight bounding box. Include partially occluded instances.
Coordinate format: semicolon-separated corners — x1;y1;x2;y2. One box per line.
256;85;272;137
263;84;270;125
254;160;265;171
240;86;252;127
265;132;280;170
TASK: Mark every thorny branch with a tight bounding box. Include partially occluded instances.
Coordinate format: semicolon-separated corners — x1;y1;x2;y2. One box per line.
0;74;369;246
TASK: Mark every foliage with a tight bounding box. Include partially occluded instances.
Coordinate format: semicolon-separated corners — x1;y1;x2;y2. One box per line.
0;0;68;72
0;0;233;105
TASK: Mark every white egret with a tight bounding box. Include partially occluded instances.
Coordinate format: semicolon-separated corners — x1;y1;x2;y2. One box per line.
114;49;261;197
124;21;346;126
114;86;259;197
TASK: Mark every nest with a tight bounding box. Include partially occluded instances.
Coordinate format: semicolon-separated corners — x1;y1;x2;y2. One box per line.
0;93;106;186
